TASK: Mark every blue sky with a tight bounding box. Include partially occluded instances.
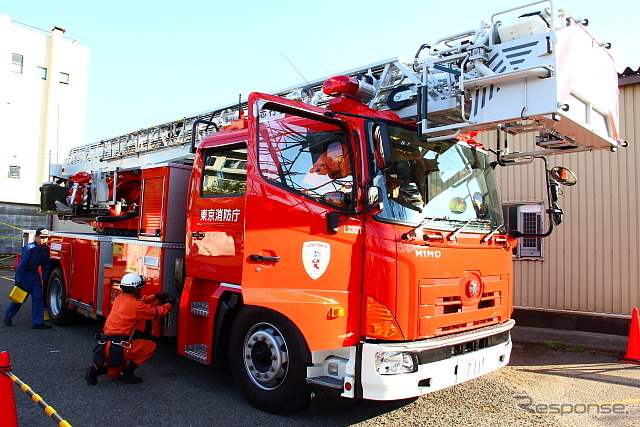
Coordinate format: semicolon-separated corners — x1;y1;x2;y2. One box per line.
3;0;637;146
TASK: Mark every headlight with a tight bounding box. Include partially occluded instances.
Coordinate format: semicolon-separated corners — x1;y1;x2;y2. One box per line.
374;351;418;375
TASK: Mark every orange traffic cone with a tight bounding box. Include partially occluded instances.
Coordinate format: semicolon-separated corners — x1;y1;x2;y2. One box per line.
0;352;19;427
621;308;640;364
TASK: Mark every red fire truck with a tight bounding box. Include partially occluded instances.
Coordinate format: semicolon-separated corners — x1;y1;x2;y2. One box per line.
37;2;620;413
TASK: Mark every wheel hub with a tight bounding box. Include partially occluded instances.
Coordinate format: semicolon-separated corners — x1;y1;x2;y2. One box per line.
48;278;63;316
243;323;288;390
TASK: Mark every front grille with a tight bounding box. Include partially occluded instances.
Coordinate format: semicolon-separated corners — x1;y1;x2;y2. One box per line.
478;300;495;309
435;292;500;314
419;275;508;336
479;291;499;309
440;318;495;332
443;303;462;314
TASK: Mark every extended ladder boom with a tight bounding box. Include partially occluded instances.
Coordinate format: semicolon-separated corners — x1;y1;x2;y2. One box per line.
59;1;621;178
60;58;396;176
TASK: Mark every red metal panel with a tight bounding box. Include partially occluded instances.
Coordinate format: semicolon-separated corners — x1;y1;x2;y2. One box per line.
140;174;165;238
47;236;72;286
69;240;98;308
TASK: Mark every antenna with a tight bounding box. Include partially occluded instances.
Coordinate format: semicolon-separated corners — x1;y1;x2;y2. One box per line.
281;53;311;88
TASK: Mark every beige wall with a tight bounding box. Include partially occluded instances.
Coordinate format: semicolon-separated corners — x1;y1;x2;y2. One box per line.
489;79;639;316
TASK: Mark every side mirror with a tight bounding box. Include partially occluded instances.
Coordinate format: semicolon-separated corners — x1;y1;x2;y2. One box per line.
550;203;563;226
471;192;488;218
373;123;393;169
367;186;383;214
326;212;340;234
549;166;577;186
323;192;348;209
509;159;575;238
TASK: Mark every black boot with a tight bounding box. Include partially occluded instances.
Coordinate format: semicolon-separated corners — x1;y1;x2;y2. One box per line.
85;364;108;385
116;362;142;384
4;317;11;327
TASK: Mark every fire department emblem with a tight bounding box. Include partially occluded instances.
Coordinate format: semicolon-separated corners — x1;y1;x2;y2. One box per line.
302;241;331;280
468;280;480;297
460;273;483;304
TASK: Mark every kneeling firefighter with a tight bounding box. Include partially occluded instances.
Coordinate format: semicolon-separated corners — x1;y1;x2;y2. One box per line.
86;273;175;385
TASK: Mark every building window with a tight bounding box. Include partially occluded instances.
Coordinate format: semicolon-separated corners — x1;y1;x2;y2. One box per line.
60;72;69;84
38;66;48;80
11;54;23;74
502;203;544;259
9;166;20;179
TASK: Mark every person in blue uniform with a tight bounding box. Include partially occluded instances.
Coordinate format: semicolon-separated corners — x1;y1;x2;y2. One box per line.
4;227;52;329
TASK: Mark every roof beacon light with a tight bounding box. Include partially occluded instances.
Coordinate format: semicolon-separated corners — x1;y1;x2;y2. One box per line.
322;75;376;104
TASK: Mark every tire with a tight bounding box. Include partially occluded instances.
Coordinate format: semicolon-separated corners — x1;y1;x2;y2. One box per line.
229;306;311;414
46;268;78;325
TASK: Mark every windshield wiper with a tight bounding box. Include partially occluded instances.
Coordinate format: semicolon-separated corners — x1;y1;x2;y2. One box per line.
401;216;489;242
480;223;505;244
447;219;473;241
447;218;491;241
401;216;448;241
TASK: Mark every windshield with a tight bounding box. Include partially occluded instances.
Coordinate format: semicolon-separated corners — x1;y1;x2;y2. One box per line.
374;125;504;231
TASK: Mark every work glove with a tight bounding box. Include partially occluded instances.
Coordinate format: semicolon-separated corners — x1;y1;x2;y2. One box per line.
155;292;169;303
155;292;176;306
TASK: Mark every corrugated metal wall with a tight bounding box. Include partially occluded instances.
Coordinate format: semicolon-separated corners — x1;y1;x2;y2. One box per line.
483;80;639;316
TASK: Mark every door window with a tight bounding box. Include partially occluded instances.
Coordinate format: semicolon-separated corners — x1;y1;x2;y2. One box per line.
201;144;247;196
256;105;354;210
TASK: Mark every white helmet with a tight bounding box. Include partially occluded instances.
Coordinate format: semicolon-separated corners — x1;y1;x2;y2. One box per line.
120;273;145;293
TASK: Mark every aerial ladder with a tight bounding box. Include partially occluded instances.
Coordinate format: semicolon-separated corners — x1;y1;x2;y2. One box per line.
47;0;622;219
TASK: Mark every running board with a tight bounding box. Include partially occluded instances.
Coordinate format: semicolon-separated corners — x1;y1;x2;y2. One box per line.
306;376;344;396
184;344;208;364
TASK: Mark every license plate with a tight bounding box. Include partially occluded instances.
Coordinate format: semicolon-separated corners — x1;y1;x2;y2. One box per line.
456;354;485;382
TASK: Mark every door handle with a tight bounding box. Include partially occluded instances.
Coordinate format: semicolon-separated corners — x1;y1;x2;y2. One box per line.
249;254;280;263
192;232;205;238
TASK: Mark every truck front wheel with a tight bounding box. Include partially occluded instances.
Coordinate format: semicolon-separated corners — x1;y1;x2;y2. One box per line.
46;268;78;325
229;306;311;414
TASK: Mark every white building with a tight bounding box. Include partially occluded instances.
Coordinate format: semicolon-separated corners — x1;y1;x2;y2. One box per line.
0;15;89;253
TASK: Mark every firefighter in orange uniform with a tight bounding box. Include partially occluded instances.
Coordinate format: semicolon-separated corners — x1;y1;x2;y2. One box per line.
85;273;175;385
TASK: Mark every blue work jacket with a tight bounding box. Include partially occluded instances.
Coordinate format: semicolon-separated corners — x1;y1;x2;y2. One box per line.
15;241;50;285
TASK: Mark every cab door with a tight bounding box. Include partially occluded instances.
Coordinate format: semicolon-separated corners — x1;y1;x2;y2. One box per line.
242;94;364;351
186;139;247;285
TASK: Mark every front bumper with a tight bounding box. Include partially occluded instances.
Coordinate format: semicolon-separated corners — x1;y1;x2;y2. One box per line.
358;319;514;400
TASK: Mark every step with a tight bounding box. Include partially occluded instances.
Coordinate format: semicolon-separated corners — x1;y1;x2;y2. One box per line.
306;375;343;389
190;302;209;317
184;344;208;364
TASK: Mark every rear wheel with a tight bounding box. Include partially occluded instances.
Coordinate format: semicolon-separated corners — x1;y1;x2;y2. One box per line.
229;306;311;414
46;268;78;325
